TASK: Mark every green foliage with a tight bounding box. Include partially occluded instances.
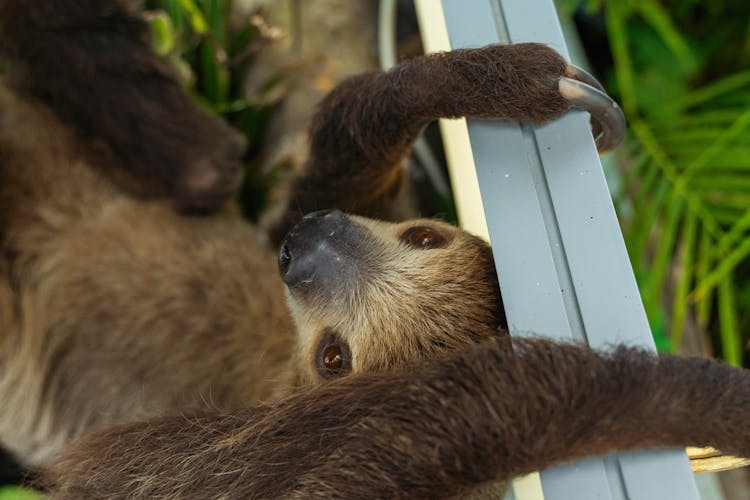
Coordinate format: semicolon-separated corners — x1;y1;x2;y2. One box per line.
0;486;41;500
566;0;750;363
144;0;285;219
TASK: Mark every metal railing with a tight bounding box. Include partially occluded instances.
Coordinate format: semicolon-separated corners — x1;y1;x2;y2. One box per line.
414;0;700;498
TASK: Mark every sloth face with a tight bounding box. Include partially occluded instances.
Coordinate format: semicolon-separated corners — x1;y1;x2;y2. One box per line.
279;210;507;384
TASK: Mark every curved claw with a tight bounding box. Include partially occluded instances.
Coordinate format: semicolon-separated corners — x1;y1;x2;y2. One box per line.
564;63;605;93
558;76;626;153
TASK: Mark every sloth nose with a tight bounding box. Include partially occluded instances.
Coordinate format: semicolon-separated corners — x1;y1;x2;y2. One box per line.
278;209;352;288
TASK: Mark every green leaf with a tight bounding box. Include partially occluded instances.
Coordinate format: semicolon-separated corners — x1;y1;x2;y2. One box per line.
0;486;42;500
635;2;698;75
198;0;230;105
650;308;671;352
715;208;750;259
693;237;750;301
149;11;177;56
671;209;697;350
672;70;750;111
642;193;684;323
178;0;208;34
681;108;750;179
718;275;743;366
605;2;638;115
695;229;715;331
627;170;668;264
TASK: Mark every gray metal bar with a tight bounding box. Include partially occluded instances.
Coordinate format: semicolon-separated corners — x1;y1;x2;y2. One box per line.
439;0;699;498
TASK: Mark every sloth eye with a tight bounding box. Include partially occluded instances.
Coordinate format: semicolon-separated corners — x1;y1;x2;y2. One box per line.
401;226;446;249
316;330;351;379
323;345;344;373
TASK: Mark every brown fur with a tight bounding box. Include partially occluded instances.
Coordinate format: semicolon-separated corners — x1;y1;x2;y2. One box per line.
4;2;738;498
263;43;568;243
39;338;750;498
1;1;559;465
0;82;506;459
0;0;245;210
0;81;296;462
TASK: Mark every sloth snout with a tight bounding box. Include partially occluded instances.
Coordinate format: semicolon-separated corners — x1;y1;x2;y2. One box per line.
278;209;353;291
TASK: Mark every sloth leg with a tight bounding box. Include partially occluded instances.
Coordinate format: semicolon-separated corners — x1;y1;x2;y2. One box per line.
39;338;750;499
266;43;619;244
0;0;245;210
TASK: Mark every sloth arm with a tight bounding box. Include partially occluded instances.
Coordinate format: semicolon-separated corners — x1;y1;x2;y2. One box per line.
264;43;570;244
41;338;750;499
0;0;245;210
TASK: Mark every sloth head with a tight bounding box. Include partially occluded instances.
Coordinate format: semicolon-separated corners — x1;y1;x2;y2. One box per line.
279;210;507;384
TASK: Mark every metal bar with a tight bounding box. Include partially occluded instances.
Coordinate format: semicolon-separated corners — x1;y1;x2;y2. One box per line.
418;0;701;498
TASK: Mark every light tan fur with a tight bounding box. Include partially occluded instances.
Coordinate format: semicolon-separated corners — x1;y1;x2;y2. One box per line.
288;216;502;384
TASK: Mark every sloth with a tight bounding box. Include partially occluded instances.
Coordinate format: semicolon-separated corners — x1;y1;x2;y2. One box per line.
0;0;563;465
1;1;749;498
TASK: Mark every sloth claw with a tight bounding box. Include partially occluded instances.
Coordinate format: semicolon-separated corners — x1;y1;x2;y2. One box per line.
559;64;626;153
687;446;750;473
564;63;605;93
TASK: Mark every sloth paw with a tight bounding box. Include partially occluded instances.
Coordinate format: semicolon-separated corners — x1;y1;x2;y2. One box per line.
446;43;625;152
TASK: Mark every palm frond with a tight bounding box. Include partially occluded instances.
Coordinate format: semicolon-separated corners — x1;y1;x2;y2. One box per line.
601;0;750;362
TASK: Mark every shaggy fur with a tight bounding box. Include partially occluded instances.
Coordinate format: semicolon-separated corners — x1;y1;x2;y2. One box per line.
5;1;747;498
0;0;554;466
39;338;750;498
